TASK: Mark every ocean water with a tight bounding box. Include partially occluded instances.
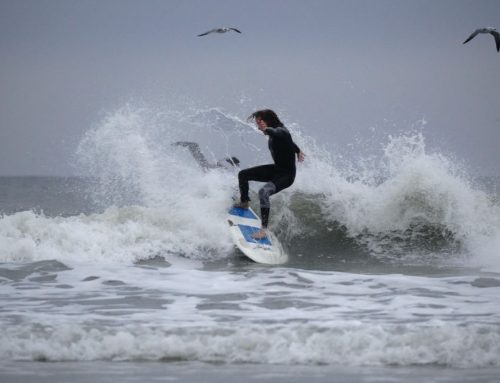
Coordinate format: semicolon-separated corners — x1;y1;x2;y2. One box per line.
1;106;500;382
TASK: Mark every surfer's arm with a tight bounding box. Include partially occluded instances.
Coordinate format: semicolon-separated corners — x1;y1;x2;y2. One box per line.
295;143;305;162
294;144;305;162
265;128;305;162
290;139;305;162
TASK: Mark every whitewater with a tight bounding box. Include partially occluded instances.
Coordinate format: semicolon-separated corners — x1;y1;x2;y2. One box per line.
1;104;500;382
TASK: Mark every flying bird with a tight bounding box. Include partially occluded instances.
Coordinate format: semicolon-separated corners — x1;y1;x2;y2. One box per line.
197;27;242;37
463;27;500;52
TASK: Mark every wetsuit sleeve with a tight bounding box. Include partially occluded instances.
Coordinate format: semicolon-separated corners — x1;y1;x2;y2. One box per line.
265;127;301;153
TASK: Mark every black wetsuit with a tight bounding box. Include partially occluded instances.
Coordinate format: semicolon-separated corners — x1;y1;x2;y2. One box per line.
238;126;301;227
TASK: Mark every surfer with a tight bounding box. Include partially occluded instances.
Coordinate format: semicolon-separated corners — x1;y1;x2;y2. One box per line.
234;109;305;239
173;141;240;171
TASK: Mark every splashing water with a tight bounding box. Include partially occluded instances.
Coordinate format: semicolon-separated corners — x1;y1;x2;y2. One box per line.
0;102;499;270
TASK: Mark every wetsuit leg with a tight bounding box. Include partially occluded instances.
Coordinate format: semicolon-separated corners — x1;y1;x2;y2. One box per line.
258;170;296;227
173;142;212;170
258;182;276;227
238;165;276;202
272;171;296;194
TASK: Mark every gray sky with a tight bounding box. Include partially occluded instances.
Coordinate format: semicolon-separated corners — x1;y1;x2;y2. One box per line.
0;0;499;176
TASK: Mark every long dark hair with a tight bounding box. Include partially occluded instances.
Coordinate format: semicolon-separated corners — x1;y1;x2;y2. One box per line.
248;109;284;128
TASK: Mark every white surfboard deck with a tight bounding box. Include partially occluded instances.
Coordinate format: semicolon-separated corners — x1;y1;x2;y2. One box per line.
227;206;288;265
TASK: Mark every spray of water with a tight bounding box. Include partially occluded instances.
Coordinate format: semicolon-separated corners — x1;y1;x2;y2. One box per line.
0;101;499;269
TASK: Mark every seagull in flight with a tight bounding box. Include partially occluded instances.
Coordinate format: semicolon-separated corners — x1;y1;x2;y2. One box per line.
463;27;500;52
197;27;242;37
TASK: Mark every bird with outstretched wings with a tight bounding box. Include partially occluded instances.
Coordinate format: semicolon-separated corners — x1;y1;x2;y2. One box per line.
463;27;500;52
197;27;242;37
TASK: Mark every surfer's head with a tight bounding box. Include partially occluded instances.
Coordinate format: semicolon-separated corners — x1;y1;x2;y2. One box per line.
248;109;284;128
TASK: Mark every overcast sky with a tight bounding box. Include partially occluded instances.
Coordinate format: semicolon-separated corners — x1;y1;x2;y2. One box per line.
0;0;499;176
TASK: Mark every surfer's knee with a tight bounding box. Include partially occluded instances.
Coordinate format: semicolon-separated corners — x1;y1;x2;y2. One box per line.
238;169;247;181
259;183;276;208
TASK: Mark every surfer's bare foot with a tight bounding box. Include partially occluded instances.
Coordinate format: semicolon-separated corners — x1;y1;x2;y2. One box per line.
252;228;267;240
234;201;249;209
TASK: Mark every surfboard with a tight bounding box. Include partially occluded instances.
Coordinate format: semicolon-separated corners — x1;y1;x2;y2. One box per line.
227;206;288;265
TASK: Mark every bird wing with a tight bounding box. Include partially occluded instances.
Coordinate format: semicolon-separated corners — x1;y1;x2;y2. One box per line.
463;29;480;44
197;29;216;37
230;28;242;34
491;30;500;52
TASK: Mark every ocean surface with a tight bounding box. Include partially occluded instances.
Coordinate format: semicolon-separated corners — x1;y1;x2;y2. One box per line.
1;108;500;382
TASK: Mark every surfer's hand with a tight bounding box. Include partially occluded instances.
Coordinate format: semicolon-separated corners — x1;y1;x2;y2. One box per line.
297;151;305;162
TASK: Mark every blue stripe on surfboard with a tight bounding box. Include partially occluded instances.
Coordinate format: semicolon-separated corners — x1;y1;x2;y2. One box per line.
238;224;272;246
228;207;258;220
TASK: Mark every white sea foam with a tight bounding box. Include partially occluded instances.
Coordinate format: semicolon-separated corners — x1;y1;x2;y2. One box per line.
0;205;233;264
2;258;500;367
0;103;499;269
294;131;500;265
2;322;499;367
